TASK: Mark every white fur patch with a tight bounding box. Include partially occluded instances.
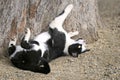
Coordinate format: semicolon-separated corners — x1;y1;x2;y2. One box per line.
34;32;51;43
24;28;31;42
68;31;79;37
9;37;17;47
63;35;75;54
32;43;48;57
49;4;73;30
64;4;73;15
33;32;50;57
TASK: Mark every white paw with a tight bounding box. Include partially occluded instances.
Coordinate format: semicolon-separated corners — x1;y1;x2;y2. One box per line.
25;28;30;35
10;36;17;42
65;4;73;13
9;36;17;47
68;31;79;37
73;31;79;35
24;28;31;42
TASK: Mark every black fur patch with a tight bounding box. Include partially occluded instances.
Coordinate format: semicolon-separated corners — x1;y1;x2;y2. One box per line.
21;36;33;49
68;43;82;57
30;40;39;45
46;38;63;62
8;44;16;56
46;38;52;47
48;46;64;62
43;50;49;61
48;28;66;59
11;50;50;74
49;28;66;51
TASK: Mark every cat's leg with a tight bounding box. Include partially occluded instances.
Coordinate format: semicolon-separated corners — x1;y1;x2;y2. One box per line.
21;28;33;49
68;31;79;38
8;36;17;56
49;4;73;30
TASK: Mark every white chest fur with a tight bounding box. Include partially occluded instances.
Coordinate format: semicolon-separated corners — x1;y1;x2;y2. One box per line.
32;43;47;57
10;46;23;59
34;32;51;43
63;33;75;54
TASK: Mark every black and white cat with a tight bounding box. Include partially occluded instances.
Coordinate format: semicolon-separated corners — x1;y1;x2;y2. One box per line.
8;4;89;74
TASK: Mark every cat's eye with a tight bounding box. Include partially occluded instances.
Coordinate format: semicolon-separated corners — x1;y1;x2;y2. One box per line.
78;45;81;48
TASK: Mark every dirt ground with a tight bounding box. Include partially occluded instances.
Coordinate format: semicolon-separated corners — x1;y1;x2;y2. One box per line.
0;0;120;80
